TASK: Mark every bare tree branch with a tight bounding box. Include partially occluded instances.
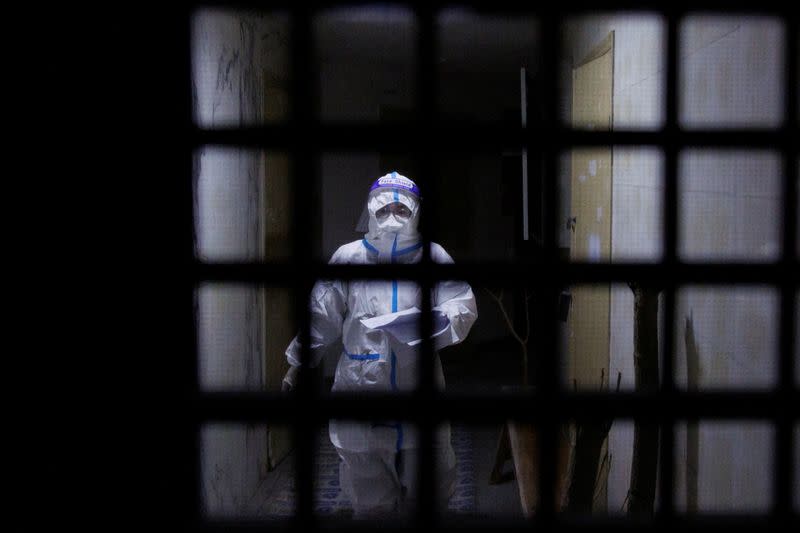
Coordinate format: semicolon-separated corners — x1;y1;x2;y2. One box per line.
483;287;526;347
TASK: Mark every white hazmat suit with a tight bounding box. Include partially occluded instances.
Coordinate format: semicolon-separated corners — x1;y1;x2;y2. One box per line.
284;172;478;516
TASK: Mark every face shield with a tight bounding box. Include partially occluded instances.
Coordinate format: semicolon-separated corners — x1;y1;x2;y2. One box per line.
356;172;422;260
374;201;413;232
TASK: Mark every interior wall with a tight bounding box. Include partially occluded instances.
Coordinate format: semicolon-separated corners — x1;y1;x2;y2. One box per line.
564;15;783;513
191;10;289;516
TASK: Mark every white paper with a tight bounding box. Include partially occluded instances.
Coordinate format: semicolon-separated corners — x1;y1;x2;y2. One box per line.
360;306;450;346
596;206;603;222
588;160;598;176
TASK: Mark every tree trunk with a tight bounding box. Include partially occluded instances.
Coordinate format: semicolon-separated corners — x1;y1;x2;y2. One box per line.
626;283;661;515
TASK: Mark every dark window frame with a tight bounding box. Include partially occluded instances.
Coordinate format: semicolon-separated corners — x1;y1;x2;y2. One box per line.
182;2;798;530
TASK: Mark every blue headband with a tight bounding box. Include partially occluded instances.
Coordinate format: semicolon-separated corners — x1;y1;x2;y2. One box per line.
369;171;421;198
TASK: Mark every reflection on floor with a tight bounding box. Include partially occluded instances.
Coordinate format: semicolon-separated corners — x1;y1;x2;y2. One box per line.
241;424;521;519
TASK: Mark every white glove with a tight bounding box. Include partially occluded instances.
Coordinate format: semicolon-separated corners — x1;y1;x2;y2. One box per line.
281;365;299;392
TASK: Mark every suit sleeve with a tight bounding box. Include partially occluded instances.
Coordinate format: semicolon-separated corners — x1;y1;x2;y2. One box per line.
285;248;349;367
432;244;478;348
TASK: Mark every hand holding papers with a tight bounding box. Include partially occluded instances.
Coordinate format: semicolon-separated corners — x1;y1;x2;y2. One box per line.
360;307;450;347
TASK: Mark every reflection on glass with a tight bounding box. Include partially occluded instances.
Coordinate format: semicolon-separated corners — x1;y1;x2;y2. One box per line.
201;423;292;518
675;421;773;513
315;7;416;122
680;16;784;129
197;284;293;392
679;150;780;262
192;9;289;127
675;286;778;389
194;147;291;262
563;14;665;130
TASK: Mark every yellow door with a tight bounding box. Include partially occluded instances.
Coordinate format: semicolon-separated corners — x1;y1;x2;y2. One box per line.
568;32;614;390
567;31;614;511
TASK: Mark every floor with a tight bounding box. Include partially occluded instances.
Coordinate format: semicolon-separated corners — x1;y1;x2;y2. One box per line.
208;341;525;520
242;424;522;520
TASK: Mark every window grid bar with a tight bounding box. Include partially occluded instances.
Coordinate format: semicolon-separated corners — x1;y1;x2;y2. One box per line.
536;9;562;526
186;2;800;530
414;4;437;527
180;4;203;529
187;1;795;16
190;127;800;151
289;7;317;531
775;13;799;521
196;515;796;532
194;392;800;423
656;8;680;523
191;262;800;285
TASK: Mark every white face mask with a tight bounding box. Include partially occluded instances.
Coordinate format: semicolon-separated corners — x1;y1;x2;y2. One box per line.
376;212;409;233
364;187;422;262
367;190;420;239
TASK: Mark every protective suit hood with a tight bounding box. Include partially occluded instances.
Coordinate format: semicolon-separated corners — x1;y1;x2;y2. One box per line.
362;172;422;262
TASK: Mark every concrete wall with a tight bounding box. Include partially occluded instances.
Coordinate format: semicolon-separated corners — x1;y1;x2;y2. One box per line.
191;9;289;517
564;15;785;513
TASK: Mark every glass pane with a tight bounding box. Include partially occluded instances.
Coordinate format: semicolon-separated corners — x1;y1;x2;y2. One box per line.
564;148;664;264
675;421;774;513
446;280;540;395
299;276;477;398
437;9;538;123
680;16;784;129
314;419;420;522
674;286;779;389
196;284;294;392
607;283;666;393
611;148;664;262
194;147;291;262
315;7;416;122
201;423;292;519
318;153;410;262
565;283;664;393
563;14;666;130
192;9;290;127
437;154;519;262
679;150;781;262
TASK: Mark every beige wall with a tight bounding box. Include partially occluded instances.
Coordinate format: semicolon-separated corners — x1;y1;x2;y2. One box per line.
564;14;786;513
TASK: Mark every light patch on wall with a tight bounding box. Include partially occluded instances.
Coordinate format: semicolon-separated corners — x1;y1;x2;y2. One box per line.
588;234;601;261
589;159;598;176
596;206;603;222
579;174;587;183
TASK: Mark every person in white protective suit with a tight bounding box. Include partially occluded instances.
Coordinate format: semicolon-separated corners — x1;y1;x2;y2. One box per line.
282;172;478;517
